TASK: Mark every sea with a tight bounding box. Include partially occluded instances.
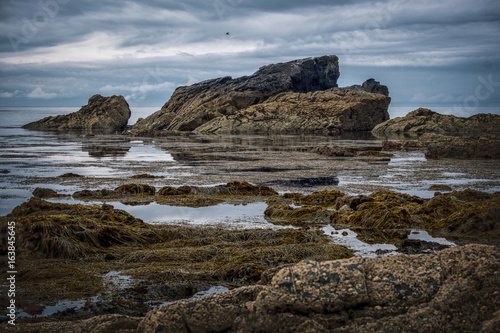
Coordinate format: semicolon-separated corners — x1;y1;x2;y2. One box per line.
1;105;499;223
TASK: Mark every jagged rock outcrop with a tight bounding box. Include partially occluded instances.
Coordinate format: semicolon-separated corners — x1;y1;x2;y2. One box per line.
132;56;390;135
23;95;131;134
7;245;495;333
196;84;390;135
372;108;500;137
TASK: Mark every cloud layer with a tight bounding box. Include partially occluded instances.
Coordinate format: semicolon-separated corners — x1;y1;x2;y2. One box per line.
1;0;499;112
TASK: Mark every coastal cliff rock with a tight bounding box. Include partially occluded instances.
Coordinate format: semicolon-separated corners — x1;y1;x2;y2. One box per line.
132;56;390;134
23;95;131;134
196;84;390;135
372;108;500;137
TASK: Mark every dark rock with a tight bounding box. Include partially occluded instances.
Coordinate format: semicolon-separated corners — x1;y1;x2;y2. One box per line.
265;176;339;188
421;133;500;159
32;187;64;199
428;184;453;192
114;184;156;196
308;145;357;157
132;56;390;135
397;238;449;254
23;95;131;134
59;173;83;178
373;108;500;137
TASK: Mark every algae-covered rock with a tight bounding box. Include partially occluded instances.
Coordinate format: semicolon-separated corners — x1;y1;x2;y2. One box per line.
114;183;156;196
6;198;148;259
23;94;131;134
32;187;65;199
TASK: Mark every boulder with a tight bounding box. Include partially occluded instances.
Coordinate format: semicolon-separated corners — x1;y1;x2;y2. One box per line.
132;56;390;134
23;94;131;134
134;244;499;333
372;108;500;137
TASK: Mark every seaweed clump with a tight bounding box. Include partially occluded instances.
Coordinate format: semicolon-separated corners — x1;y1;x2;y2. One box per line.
0;197;352;318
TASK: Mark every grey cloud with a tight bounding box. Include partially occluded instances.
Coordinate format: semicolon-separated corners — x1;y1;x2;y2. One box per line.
0;0;499;109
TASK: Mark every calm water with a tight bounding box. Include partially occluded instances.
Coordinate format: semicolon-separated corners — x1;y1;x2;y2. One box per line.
1;105;499;221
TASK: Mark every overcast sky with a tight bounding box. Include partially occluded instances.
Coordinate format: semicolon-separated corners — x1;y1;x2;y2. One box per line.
1;0;499;116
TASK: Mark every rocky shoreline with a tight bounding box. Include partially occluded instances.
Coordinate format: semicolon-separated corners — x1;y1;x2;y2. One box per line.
4;55;500;332
1;181;499;330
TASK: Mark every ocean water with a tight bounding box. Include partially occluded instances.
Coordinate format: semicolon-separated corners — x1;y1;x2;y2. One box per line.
1;105;499;220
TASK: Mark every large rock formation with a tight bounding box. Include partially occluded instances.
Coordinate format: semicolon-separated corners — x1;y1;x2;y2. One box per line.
132;56;390;135
372;108;500;137
23;95;131;134
5;245;498;332
196;84;390;135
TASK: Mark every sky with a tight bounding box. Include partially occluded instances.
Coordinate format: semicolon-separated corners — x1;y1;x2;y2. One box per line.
1;0;499;117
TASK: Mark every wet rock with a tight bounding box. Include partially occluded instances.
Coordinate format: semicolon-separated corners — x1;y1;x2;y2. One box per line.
114;184;156;196
264;204;332;226
23;95;131;134
428;184;453;192
158;185;193;196
73;188;116;199
421;133;500;159
308;145;357;157
265;176;339;188
32;187;65;199
334;194;372;209
5;198;147;259
397;238;449;254
130;174;160;179
282;190;345;207
131;244;500;333
381;139;422;152
357;150;394;158
372;108;500;137
132;56;390;135
59;173;84;178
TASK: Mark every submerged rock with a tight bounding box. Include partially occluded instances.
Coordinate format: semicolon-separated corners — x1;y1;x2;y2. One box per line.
23;94;131;134
132;56;390;135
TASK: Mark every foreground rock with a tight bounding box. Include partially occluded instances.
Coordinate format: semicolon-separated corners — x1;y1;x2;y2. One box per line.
23;94;131;134
372;108;500;137
132;56;390;135
5;244;498;332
